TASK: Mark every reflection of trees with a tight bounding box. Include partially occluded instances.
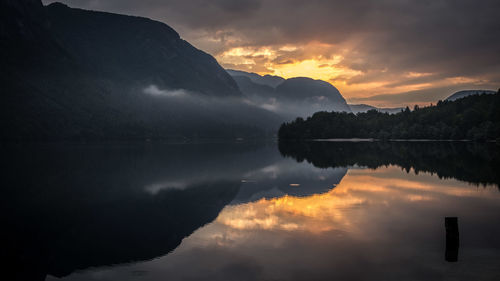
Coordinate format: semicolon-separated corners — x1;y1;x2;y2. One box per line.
279;141;500;187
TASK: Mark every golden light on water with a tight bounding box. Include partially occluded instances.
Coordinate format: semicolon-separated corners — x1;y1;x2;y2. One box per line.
77;165;500;281
217;192;364;233
214;166;498;235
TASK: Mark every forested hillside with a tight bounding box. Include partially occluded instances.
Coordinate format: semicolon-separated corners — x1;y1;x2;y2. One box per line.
0;1;279;141
279;91;500;141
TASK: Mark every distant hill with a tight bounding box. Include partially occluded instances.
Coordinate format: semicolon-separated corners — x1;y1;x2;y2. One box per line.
275;77;347;105
349;104;403;114
279;92;500;141
227;69;285;88
0;1;280;140
227;70;351;119
232;75;276;98
446;90;497;101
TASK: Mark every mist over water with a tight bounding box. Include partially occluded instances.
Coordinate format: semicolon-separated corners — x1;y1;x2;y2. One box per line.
136;84;283;135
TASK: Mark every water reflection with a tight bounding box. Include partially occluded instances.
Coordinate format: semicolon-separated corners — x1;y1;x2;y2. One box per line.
1;141;499;281
0;143;276;281
279;141;500;187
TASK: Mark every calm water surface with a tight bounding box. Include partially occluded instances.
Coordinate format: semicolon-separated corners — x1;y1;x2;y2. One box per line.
1;142;499;281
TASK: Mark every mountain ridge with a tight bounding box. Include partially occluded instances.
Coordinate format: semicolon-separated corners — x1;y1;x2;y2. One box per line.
227;69;352;118
1;0;281;140
349;104;404;114
445;89;496;101
226;69;285;88
46;2;240;96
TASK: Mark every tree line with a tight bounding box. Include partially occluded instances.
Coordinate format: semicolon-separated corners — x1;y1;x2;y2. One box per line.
279;141;500;188
279;90;500;141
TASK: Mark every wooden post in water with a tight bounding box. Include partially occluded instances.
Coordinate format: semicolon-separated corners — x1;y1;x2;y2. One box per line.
445;217;459;262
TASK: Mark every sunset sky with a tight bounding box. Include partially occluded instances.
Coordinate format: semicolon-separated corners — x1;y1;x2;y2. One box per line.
45;0;500;107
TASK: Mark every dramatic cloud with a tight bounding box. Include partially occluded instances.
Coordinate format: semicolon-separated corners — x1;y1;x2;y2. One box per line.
44;0;500;106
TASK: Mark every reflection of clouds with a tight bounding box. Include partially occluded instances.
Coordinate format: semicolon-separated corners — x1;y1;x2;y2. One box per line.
247;164;280;179
141;157;342;197
56;165;500;281
218;192;364;233
214;165;500;240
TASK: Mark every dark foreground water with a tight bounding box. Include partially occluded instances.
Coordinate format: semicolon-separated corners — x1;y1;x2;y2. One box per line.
1;141;499;281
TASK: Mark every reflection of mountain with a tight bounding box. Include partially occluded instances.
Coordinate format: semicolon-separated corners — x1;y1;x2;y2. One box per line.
279;141;500;187
0;143;274;281
8;141;497;280
0;142;348;280
16;182;238;281
233;162;347;204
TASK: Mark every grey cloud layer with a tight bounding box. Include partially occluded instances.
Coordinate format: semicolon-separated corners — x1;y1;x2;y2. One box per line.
45;0;500;104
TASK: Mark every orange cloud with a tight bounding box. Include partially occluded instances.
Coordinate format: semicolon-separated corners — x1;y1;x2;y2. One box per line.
216;42;495;107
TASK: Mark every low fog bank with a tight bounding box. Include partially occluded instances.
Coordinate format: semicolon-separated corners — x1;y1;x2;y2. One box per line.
141;84;342;132
138;84;282;137
228;71;352;122
242;92;351;121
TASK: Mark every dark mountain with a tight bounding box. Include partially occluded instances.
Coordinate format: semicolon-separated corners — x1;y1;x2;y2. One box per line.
227;70;352;120
446;89;496;101
46;3;240;96
227;69;285;88
275;77;351;111
0;0;68;69
349;104;403;114
348;103;377;113
232;75;276;97
0;1;280;141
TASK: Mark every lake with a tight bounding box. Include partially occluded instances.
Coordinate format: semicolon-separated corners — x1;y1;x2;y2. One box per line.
1;141;499;281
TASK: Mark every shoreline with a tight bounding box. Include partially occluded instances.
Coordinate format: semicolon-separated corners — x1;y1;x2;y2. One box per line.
308;138;498;142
